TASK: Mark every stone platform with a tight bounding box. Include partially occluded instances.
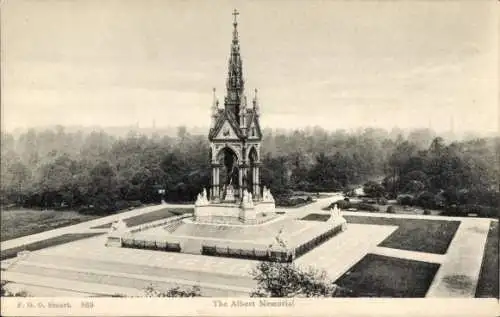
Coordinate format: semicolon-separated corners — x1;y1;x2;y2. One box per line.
123;210;347;261
193;187;276;225
193;201;276;225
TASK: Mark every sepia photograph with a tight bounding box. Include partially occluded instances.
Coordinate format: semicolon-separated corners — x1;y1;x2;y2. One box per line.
0;0;498;316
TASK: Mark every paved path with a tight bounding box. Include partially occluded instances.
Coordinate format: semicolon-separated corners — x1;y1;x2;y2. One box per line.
296;224;398;281
373;246;444;264
1;195;340;252
2;194;494;298
344;211;494;297
0;203;192;250
342;210;494;222
426;218;492;297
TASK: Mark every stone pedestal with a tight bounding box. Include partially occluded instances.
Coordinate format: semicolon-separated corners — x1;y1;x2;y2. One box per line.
193;188;275;225
328;204;347;231
239;206;256;224
224;185;235;201
106;219;128;247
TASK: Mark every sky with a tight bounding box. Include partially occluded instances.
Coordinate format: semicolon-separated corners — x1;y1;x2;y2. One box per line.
1;0;498;134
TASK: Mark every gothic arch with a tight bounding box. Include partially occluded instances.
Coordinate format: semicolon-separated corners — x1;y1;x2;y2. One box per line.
214;144;242;164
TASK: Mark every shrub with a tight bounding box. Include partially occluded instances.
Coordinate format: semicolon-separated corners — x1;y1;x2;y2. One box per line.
377;197;388;205
461;204;498;218
356;203;380;212
330;200;350;210
415;191;436;209
250;261;349;297
386;206;395;213
130;200;143;208
402;180;426;194
144;284;201;297
397;195;414;206
1;281;29;297
114;200;131;211
423;209;431;215
363;181;386;198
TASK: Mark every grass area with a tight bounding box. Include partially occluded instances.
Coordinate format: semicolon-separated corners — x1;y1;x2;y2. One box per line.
335;253;440;297
0;209;101;242
300;213;331;222
276;199;316;209
91;208;193;229
475;220;499;298
345;216;460;254
326;200;442;216
0;233;104;261
370;203;441;216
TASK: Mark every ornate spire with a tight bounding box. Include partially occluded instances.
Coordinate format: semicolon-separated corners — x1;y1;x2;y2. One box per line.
211;88;218;128
225;9;244;121
211;88;218;111
253;88;260;116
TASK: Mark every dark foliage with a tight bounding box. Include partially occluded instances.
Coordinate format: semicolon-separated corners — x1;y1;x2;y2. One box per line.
250;260;353;297
1;127;497;216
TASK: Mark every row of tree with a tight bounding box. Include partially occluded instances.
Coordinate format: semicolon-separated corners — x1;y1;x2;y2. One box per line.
1;126;498;214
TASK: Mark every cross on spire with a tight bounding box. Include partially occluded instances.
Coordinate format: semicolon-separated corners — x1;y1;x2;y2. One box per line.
232;8;239;25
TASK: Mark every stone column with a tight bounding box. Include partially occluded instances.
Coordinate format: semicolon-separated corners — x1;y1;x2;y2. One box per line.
254;166;260;199
211;164;220;201
238;167;243;198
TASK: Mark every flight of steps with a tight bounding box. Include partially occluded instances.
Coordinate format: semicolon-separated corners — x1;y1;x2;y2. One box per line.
3;253;254;297
164;220;183;233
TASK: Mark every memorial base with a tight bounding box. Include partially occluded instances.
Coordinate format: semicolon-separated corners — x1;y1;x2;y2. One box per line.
194;200;275;225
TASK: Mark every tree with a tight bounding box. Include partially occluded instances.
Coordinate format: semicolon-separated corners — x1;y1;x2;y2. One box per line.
415;191;436;209
143;284;201;297
250;260;352;297
1;281;29;297
363;181;385;198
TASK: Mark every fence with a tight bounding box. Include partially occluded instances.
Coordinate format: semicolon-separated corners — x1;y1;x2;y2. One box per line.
121;238;181;252
201;245;293;263
294;225;342;258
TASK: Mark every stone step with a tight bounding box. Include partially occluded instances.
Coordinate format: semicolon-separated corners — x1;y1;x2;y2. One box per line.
8;262;253;297
10;253;255;289
2;271;144;297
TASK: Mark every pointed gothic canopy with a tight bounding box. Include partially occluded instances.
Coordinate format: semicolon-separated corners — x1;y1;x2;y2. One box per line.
209;9;262;142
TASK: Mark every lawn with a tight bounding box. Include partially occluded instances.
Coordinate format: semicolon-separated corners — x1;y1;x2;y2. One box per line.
91;208;193;229
345;216;460;254
326;200;442;216
300;213;331;222
0;233;104;261
475;220;499;298
335;253;440;297
0;209;100;242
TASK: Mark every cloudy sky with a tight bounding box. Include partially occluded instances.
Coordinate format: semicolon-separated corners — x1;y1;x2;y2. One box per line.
1;0;498;133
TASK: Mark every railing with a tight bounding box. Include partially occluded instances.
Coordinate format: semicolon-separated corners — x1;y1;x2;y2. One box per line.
201;245;293;263
121;238;181;252
294;225;342;258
